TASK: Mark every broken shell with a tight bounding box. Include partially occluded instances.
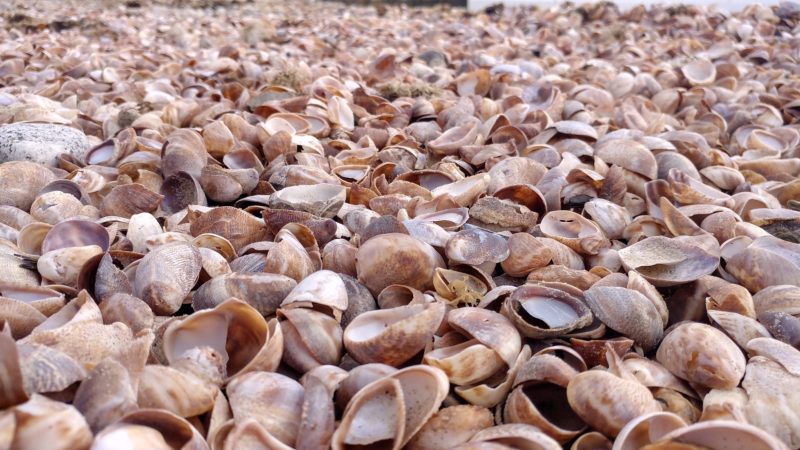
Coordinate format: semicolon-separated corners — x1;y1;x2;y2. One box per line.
540;211;610;255
332;365;449;450
344;301;445;367
164;298;283;381
424;307;520;386
618;234;720;287
501;284;593;338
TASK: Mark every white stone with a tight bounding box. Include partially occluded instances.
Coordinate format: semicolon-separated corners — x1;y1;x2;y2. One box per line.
0;123;89;166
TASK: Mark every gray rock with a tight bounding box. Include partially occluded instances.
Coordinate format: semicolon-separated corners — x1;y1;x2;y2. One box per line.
0;123;89;166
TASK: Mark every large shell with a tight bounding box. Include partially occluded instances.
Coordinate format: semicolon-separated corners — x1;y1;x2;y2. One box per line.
356;233;445;296
133;241;201;315
344;301;445;366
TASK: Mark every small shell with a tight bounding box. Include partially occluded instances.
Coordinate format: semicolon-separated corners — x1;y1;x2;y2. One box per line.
406;405;494;450
681;58;717;86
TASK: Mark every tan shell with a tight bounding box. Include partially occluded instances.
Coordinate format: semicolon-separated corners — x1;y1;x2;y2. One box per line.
681;58;717;86
540;210;610;255
424;307;520;386
583;286;663;351
406;405;494;450
164;299;283;381
332;365;449;450
192;272;296;316
226;371;304;446
618;234;720;287
133;241;201;315
10;394;92;450
467;424;562;450
356;233;445;296
500;233;553;277
612;412;687;450
656;322;746;390
344;301;445;366
501;284;593;339
190;206;268;252
279;308;343;372
567;369;661;438
652;420;788;450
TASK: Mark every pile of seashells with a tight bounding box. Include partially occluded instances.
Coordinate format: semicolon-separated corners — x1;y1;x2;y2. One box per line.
1;0;800;448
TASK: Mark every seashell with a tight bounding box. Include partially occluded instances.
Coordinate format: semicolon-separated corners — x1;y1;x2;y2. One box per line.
500;233;553;277
92;408;208;450
0;330;27;408
724;236;800;292
504;354;587;443
681;58;717;86
226;371;304;446
193;272;296;316
322;239;358;277
9;394;93;450
618;234;720;287
268;184;346;219
657;322;746;390
162;129;208;179
583;286;663;351
501;284;592;338
569;337;633;369
344;301;445;366
571;432;612;450
133;241;201;315
356;233;445;296
279;308;343;372
190;206;268;252
406;405;494;450
165;299;283;381
37;245;103;288
0;161;57;211
612;411;687;450
652;419;788;450
30;191;85;225
567;366;661;438
101;183;164;219
199;165;258;203
263;228;317;282
425;307;520;385
332;365;449;450
583;198;632;240
160;171;207;214
430;174;490;207
540;211;610;255
99;293;154;333
466;423;562;450
41;219;109;254
74;358;139;432
446;227;510;267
